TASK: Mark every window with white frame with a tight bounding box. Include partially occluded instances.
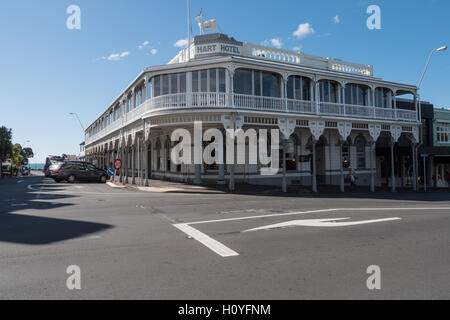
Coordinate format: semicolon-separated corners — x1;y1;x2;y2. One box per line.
319;80;339;103
287;75;311;101
192;68;226;93
345;84;370;106
436;125;450;143
375;88;390;108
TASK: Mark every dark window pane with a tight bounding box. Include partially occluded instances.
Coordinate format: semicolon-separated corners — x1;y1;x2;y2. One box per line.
254;71;261;96
154;76;161;97
192;71;199;92
295;76;301;100
162;74;169;95
329;82;336;103
201;70;207;92
218;69;226;93
262;72;280;97
179;73;186;93
234;69;253;95
287;76;294;99
352;85;358;105
345;86;352;104
210;69;216;92
302;78;310;100
170;74;178;94
322;81;329;102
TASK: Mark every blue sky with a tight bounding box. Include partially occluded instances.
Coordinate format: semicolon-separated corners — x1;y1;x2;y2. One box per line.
0;0;449;163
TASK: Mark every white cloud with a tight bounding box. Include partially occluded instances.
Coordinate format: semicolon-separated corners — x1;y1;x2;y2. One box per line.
270;38;283;48
292;46;302;52
333;15;340;24
150;48;157;55
102;51;131;61
293;23;315;39
174;38;188;48
139;41;150;49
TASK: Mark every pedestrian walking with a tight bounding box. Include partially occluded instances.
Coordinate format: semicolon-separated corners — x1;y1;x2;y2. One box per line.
349;168;357;189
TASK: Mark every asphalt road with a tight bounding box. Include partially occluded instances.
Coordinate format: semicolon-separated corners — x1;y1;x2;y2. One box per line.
0;175;449;299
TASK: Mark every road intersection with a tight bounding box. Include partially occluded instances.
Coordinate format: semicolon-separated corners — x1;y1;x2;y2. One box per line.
1;175;449;299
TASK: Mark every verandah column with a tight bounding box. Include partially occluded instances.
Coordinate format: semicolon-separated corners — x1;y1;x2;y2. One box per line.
311;139;317;193
390;139;396;192
145;140;149;187
194;123;202;185
339;140;345;193
370;141;375;193
412;142;418;191
131;144;136;185
137;136;141;186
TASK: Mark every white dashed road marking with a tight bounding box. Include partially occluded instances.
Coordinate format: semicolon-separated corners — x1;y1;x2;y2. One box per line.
174;223;239;258
173;207;450;258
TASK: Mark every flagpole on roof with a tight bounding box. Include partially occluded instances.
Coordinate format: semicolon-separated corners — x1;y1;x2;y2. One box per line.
187;0;191;62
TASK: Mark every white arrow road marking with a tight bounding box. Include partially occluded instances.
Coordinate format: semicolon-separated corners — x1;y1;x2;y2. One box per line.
174;223;239;258
243;217;402;233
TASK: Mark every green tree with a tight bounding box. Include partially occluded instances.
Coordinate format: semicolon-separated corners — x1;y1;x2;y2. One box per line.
11;144;24;170
0;126;13;162
21;147;34;165
0;126;13;176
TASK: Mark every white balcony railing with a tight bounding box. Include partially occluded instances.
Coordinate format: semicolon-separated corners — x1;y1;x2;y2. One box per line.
85;92;418;145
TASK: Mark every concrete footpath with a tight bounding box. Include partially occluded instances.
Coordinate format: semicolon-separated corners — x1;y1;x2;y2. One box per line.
106;178;450;196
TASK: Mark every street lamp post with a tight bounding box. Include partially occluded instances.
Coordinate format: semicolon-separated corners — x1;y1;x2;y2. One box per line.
416;45;447;192
69;112;85;132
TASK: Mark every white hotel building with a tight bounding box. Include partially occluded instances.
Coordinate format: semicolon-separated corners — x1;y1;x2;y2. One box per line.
84;33;421;192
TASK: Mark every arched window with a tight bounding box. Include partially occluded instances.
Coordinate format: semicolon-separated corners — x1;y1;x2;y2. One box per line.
375;88;391;108
234;69;281;98
287;76;312;100
355;136;366;169
319;80;339;103
345;84;371;106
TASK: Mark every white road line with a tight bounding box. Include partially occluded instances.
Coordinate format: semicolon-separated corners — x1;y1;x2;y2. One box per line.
174;223;239;258
186;207;450;226
17;180;24;184
11;203;28;207
187;209;339;226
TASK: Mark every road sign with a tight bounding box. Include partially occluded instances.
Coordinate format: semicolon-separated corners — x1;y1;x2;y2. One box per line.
113;159;122;170
421;154;429;158
107;168;116;177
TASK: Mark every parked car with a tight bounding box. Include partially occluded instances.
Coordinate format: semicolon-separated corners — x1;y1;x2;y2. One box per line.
50;161;108;183
43;156;66;177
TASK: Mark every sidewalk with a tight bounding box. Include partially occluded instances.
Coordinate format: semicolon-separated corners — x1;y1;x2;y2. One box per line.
106;178;450;196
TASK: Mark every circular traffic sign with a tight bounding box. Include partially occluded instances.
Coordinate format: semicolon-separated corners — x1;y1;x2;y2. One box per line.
113;159;122;171
107;168;116;177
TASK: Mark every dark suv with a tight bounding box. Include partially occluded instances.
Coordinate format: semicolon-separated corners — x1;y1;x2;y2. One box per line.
50;161;108;183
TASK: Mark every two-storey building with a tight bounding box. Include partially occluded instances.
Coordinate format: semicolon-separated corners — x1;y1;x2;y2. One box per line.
84;33;420;192
431;108;450;187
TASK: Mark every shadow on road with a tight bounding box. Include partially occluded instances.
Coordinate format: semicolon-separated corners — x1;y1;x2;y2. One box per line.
0;176;113;245
150;180;450;202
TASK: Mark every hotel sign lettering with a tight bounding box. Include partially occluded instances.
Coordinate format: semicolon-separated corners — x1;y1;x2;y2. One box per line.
195;43;242;56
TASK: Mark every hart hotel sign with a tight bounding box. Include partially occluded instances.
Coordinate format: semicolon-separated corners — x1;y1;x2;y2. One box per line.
195;42;243;57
